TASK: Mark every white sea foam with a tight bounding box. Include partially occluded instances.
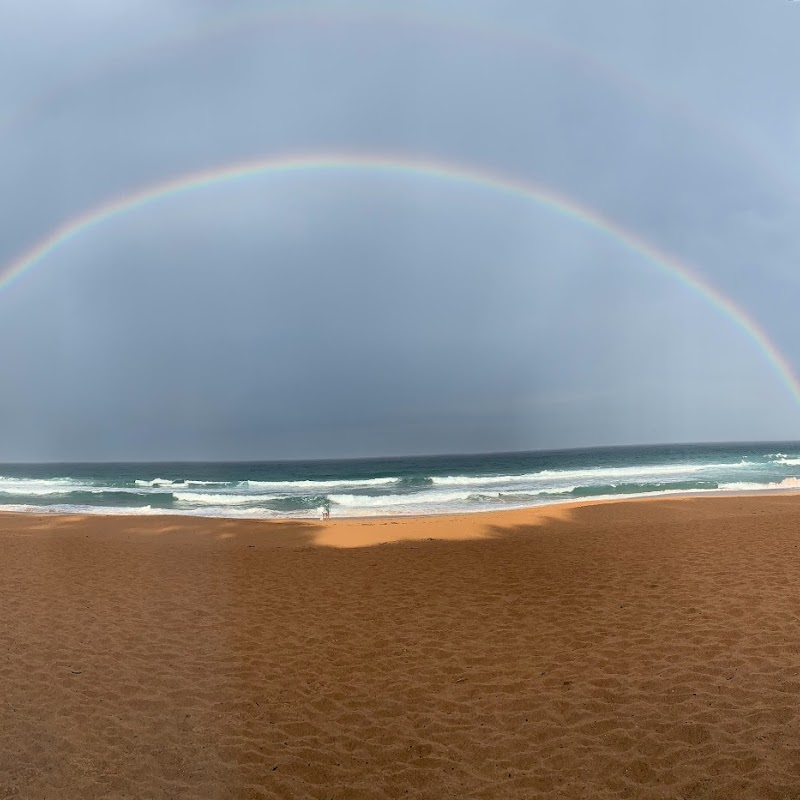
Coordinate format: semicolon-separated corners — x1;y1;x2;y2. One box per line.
430;461;751;488
0;503;163;515
0;502;297;519
0;477;85;491
533;487;721;505
173;492;278;505
487;487;577;497
719;477;800;491
774;458;800;466
431;473;547;487
329;490;473;508
243;477;398;491
135;479;233;490
0;484;173;498
0;477;113;496
0;487;79;496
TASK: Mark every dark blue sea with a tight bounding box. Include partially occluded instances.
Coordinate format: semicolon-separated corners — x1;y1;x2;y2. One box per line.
1;442;799;519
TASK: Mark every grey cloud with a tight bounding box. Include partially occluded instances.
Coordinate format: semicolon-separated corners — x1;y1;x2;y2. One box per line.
1;0;798;460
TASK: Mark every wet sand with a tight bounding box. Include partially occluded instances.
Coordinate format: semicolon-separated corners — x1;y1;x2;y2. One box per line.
3;494;800;799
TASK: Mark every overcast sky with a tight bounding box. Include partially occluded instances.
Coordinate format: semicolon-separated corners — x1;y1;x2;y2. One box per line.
1;0;799;461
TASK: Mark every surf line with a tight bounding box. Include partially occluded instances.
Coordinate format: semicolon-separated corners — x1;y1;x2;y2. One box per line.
2;151;798;406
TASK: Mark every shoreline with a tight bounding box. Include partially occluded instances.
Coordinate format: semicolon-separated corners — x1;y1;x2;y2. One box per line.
2;485;800;526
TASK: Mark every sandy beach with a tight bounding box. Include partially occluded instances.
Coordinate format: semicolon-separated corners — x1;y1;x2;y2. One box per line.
3;495;800;799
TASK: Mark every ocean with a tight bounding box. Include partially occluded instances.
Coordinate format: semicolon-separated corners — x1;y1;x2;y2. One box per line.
1;442;799;520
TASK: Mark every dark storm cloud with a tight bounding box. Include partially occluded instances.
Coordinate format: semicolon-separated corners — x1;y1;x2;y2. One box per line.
1;0;799;460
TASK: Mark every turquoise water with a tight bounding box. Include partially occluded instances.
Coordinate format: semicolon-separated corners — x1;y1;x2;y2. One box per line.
1;442;799;519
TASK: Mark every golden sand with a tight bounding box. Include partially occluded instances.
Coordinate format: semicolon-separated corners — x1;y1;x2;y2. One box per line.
3;495;800;798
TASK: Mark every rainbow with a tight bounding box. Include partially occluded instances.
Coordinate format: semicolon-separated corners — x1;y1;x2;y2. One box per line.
2;151;799;406
0;8;596;141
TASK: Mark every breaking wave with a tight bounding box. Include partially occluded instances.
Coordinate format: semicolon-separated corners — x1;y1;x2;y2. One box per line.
2;443;799;519
719;477;800;491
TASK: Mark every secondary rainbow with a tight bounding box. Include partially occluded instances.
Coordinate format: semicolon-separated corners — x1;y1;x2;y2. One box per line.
2;151;799;406
3;6;792;209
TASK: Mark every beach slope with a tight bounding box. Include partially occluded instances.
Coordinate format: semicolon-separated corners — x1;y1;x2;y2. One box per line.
3;495;800;798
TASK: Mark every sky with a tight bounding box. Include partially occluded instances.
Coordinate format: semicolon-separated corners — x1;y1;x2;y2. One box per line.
1;0;799;461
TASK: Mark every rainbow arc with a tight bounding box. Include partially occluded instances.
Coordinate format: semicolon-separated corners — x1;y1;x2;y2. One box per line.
1;151;798;406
